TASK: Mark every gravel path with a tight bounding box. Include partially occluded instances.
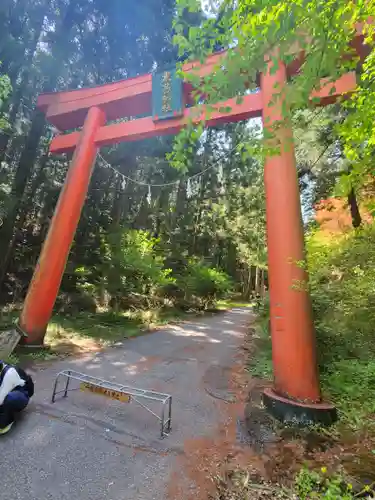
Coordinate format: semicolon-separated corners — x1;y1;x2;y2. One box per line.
0;307;252;500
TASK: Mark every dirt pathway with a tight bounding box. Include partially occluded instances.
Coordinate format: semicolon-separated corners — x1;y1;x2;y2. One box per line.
0;307;253;500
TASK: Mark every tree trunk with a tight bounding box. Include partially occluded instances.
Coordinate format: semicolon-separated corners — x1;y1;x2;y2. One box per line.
110;176;124;225
0;1;78;288
109;156;137;225
0;109;46;287
192;177;208;253
347;187;362;229
0;149;51;287
0;9;44;162
154;187;170;238
134;195;151;229
260;268;265;298
174;179;187;222
244;265;253;300
255;266;261;296
0;74;37;164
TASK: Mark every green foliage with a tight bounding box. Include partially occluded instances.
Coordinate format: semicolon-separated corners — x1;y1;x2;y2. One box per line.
248;294;273;379
0;67;11;130
308;227;375;366
307;225;375;427
216;298;253;310
101;229;174;308
323;359;375;429
5;353;19;365
69;228;234;313
251;224;375;429
293;105;354;213
294;467;373;499
341;35;375;188
173;0;375;189
178;258;233;309
295;468;347;499
210;462;375;499
0;70;11;103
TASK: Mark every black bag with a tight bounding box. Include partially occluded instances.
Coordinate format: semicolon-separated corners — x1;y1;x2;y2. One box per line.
0;364;34;398
16;367;34;398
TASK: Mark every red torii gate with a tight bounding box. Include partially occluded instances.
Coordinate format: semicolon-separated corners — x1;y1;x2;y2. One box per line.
18;37;364;423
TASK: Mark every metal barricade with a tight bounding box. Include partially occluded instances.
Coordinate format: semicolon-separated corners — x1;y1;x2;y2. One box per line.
51;369;172;438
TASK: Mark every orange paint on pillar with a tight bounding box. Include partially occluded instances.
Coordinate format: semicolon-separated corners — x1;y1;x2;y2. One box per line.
261;59;320;403
20;107;106;344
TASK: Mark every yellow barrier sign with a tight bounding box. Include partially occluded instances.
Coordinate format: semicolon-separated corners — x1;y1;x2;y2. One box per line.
80;382;131;403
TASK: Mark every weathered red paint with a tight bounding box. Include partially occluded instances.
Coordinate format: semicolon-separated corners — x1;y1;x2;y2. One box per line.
20;107;105;343
47;72;356;154
38;44;359;133
38;51;228;131
261;58;320;402
49;92;264;154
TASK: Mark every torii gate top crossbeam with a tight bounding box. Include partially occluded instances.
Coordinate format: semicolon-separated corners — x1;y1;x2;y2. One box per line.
37;24;370;154
37;51;228;131
40;70;356;154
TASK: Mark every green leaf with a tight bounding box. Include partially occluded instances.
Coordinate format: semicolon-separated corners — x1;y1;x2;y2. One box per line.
269;57;280;76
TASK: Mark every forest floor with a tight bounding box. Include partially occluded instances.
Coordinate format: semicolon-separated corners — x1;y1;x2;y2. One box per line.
0;305;254;500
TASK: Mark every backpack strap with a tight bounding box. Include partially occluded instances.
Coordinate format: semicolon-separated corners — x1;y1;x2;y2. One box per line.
0;364;10;386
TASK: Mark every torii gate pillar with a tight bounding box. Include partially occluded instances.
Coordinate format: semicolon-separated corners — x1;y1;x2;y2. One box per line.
261;59;336;423
19;107;105;342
